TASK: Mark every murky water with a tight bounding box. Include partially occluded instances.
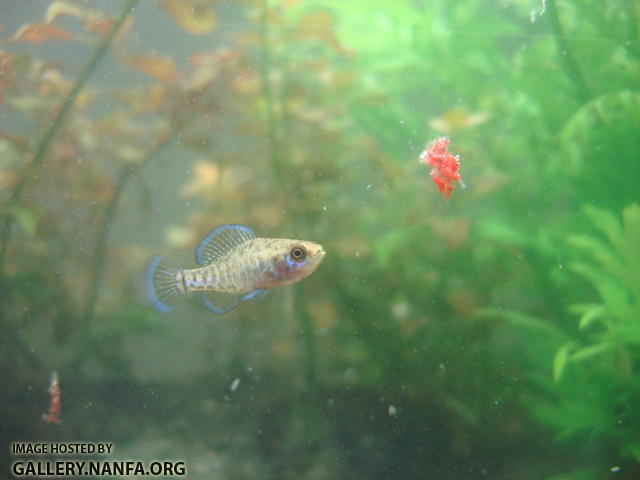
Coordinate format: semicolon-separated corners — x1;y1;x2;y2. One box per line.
2;1;639;479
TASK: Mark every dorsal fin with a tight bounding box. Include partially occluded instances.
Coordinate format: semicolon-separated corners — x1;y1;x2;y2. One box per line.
195;224;256;266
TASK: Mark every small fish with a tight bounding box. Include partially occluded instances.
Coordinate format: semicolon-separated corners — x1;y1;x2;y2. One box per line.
419;137;465;200
146;224;325;314
42;372;61;424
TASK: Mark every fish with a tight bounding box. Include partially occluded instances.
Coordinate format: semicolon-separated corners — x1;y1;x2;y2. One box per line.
145;224;326;314
419;137;465;200
42;372;61;424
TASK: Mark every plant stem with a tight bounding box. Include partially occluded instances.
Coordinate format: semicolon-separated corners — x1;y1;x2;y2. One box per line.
546;0;592;103
0;0;139;271
258;0;317;394
82;130;177;328
258;0;286;184
623;0;639;59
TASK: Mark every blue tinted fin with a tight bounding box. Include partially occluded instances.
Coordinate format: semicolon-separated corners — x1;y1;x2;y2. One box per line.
195;224;256;266
200;294;240;315
145;255;180;313
241;289;268;301
199;289;267;315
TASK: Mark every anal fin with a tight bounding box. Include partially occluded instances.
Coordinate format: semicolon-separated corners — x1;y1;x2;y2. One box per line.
200;289;267;315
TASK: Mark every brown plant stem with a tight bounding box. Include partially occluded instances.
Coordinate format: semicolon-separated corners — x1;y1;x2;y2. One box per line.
72;86;201;368
82;129;177;329
65;127;178;372
258;0;317;393
0;0;139;271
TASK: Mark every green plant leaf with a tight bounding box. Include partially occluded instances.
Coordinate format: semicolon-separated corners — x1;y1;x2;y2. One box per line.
628;443;640;461
475;308;567;340
567;303;600;314
620;204;640;299
583;205;623;248
569;262;632;320
569;343;615;362
568;234;624;278
1;205;38;235
553;342;573;382
575;304;607;330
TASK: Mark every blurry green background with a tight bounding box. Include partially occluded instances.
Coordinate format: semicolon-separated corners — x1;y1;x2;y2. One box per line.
1;0;639;479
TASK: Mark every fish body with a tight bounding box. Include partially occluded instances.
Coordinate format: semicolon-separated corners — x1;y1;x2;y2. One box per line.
178;238;324;293
146;224;325;314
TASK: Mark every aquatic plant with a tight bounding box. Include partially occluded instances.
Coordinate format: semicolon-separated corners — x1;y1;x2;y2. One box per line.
540;205;640;463
485;205;640;477
1;0;639;479
555;205;640;383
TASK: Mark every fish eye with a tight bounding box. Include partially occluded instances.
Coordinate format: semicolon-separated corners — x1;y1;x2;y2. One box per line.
290;246;307;262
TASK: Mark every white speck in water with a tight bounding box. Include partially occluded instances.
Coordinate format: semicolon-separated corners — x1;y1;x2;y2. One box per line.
611;466;621;473
391;301;410;320
246;367;253;373
388;405;397;416
230;378;240;392
345;368;358;382
558;264;563;269
322;205;327;211
400;119;405;124
366;183;373;190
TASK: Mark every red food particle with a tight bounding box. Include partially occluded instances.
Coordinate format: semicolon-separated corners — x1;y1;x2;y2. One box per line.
419;137;462;200
42;372;61;424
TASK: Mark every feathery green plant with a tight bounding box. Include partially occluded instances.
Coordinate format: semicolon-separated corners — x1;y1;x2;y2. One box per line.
554;204;640;382
480;204;640;474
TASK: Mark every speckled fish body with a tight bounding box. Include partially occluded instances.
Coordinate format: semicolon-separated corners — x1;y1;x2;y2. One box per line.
145;224;325;315
178;238;325;293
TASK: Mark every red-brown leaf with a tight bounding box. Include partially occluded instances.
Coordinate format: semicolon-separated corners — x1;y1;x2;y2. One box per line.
12;22;75;44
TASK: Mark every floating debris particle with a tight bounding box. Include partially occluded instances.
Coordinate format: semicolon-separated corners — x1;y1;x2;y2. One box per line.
42;372;61;424
230;378;240;392
388;405;397;416
419;137;464;200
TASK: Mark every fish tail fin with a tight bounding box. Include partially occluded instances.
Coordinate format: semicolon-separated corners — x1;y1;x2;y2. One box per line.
145;255;180;313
